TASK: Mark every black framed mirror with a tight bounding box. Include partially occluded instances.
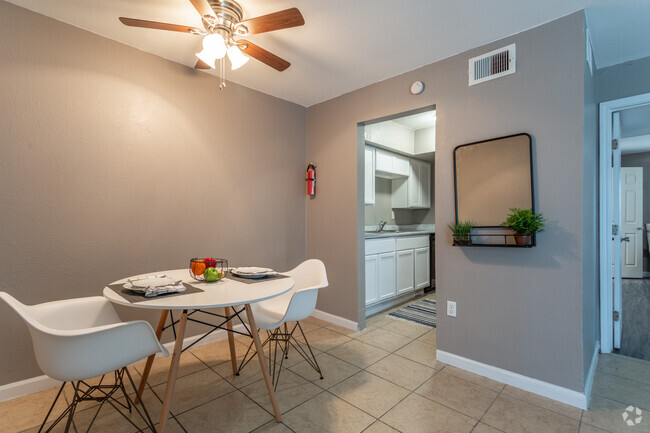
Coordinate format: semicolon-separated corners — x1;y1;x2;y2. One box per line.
454;133;534;227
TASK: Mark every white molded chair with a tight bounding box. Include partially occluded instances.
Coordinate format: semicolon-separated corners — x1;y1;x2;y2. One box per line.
237;259;328;387
0;292;168;433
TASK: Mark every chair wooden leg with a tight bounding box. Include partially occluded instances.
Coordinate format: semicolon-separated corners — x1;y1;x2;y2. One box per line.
135;310;169;404
244;304;282;422
158;310;188;433
224;306;238;375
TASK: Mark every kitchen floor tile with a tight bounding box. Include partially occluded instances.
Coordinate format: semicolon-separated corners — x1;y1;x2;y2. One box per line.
363;420;401;433
239;369;323;415
481;394;579;433
381;320;430;339
0;386;69;433
471;423;504;433
356;328;412;352
592;370;650;410
289;352;361;389
329;371;409;418
295;327;352;352
282;391;375;433
596;353;650;385
366;354;436;391
582;394;650;433
394;340;438;368
380;392;476;433
416;329;437;346
134;350;207;387
441;365;504;392
415;371;498;420
501;385;582;420
188;338;245;368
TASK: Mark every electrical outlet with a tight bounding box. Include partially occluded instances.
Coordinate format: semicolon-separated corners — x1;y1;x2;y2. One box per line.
447;301;457;317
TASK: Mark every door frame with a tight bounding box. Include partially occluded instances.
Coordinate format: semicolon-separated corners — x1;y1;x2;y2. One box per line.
599;92;650;353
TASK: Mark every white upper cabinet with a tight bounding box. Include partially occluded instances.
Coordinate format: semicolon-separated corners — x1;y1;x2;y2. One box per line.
375;148;409;179
364;146;375;205
391;158;431;209
365;122;415;154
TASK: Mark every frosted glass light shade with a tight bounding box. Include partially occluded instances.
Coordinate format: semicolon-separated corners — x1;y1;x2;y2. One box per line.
195;33;227;68
227;45;249;70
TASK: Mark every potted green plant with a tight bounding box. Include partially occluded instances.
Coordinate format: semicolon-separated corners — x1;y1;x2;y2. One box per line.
448;220;474;246
501;207;546;246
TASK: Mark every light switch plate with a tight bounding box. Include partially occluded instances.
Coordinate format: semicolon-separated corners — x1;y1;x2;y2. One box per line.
447;301;457;317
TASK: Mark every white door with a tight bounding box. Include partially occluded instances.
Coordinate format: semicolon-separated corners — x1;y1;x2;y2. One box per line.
377;252;396;301
396;249;414;295
365;255;379;305
414;247;430;289
612;112;623;349
621;167;644;279
364;146;375;205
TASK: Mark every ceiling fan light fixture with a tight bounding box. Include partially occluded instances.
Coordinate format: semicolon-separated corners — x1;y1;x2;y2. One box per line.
195;33;227;67
227;45;249;70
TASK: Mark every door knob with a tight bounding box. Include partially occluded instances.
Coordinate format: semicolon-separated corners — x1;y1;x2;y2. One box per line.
621;237;630;242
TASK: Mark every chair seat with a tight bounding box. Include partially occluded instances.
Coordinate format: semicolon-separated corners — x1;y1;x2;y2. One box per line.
250;304;287;330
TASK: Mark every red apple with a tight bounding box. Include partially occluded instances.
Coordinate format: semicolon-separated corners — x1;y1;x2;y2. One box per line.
204;257;217;268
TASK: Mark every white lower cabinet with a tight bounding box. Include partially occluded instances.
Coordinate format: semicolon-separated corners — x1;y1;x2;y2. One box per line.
414;247;430;290
396;249;415;295
365;255;379;305
365;235;430;307
377;252;396;300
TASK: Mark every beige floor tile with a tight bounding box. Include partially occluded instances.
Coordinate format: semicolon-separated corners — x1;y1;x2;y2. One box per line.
152;367;236;415
303;316;334;328
328;340;389;369
188;338;244;367
582;395;650;433
251;420;295;432
295;327;352;352
289;352;361;389
578;423;610;433
441;366;504;392
213;354;265;388
416;329;437;346
62;367;142;412
295;319;323;334
134;351;207;387
365;314;395;329
381;319;430;339
329;371;410;418
366;354;436;391
324;323;359;336
471;423;504;433
380;393;476;433
363;420;400;433
175;390;273;433
482;394;579;433
394;340;438;368
0;386;69;433
415;371;498;420
501;385;582;420
592;371;650;410
356;328;412;352
282;391;375;433
596;353;650;385
240;369;323;414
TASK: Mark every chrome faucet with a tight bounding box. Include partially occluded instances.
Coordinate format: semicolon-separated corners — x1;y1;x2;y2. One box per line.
378;221;387;232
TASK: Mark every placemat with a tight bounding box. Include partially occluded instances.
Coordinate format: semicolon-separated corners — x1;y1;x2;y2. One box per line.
108;282;204;304
225;271;290;285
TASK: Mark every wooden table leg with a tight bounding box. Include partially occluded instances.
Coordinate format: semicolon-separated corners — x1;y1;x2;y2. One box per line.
135;310;169;404
244;304;281;422
224;306;238;375
158;310;188;433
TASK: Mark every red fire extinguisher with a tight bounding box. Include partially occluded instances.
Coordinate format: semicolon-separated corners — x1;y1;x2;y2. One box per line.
306;163;316;197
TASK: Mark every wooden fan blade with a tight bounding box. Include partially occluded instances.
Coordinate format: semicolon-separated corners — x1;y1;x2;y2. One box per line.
188;0;215;18
237;8;304;35
240;40;291;71
119;17;201;34
195;59;212;69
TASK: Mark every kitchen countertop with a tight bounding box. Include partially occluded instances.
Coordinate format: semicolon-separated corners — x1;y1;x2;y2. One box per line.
365;229;435;239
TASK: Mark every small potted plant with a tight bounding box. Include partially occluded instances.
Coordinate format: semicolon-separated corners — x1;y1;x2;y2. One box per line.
449;220;474;246
501;207;546;246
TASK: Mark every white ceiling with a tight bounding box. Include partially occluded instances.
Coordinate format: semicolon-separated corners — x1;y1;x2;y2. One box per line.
393;111;437;131
6;0;650;107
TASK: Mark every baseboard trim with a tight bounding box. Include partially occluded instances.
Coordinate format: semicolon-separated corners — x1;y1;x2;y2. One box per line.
644;271;650;278
0;324;246;403
311;309;358;331
436;350;588;410
583;342;600;410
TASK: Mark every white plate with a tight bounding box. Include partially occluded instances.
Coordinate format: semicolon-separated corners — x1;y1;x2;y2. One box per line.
233;267;274;275
127;276;179;288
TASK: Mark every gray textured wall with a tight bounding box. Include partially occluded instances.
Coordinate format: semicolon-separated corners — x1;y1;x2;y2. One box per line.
307;12;589;391
0;2;306;386
598;56;650;103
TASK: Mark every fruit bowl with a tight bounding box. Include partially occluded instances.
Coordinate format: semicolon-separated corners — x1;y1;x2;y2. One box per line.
189;257;228;282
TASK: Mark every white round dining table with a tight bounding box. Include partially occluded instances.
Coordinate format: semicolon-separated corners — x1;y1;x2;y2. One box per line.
103;269;295;432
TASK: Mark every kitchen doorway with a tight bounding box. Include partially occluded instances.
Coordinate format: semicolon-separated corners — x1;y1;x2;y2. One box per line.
600;93;650;361
359;105;436;319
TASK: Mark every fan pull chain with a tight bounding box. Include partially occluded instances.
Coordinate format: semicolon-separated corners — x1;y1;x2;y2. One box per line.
219;56;226;90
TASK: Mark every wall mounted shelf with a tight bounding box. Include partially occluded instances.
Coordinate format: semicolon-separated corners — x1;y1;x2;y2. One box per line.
452;233;536;248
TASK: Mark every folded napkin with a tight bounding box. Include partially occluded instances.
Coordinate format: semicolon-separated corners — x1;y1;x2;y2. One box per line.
123;275;186;298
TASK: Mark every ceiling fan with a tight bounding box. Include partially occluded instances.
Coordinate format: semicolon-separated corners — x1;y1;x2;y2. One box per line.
119;0;304;73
